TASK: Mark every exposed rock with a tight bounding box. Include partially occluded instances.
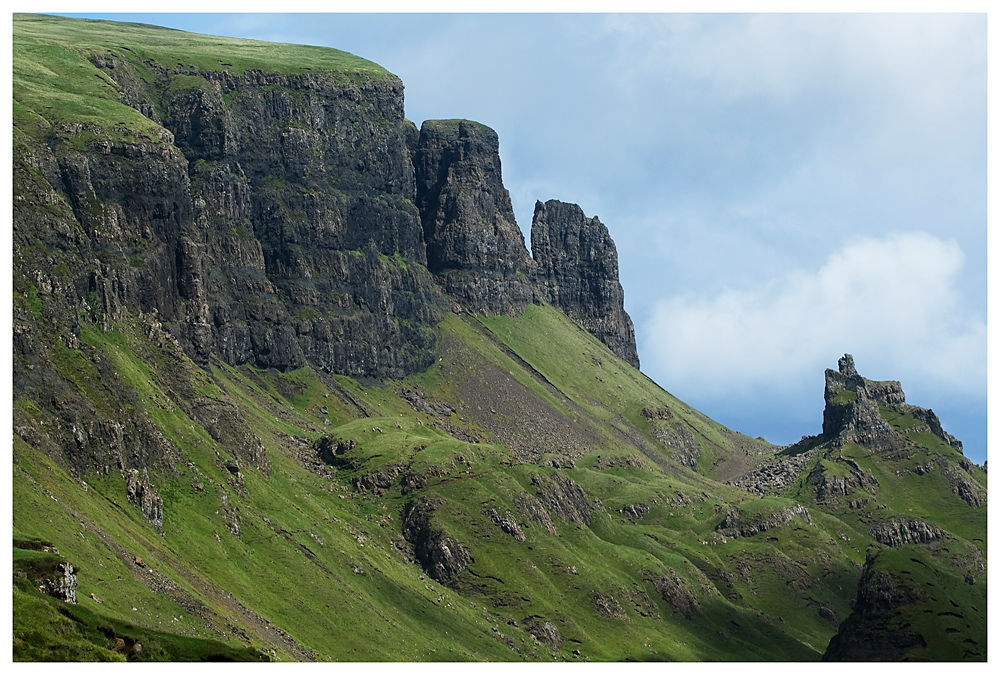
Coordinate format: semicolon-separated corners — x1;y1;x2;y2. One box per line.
532;472;592;527
619;503;650;520
530;200;639;368
400;387;455;417
641;407;672;421
727;447;818;497
38;562;78;604
413;119;534;314
593;455;646;471
351;465;405;497
219;492;242;538
868;517;943;547
485;508;526;541
822;354;903;449
513;492;559;536
808;458;879;504
945;465;986;507
908;406;965;454
522;616;563;649
588;590;629;621
716;504;811;539
823;554;928;661
401;496;472;583
649;420;700;469
126;468;163;529
646;570;699;618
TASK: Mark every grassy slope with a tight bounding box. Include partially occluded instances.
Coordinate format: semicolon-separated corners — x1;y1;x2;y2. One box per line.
13;13;392;145
14;305;880;662
11;14;985;662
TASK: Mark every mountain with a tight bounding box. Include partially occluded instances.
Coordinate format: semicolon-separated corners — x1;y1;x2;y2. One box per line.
11;14;987;662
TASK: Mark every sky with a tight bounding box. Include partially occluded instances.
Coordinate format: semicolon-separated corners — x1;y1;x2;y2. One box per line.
49;8;990;465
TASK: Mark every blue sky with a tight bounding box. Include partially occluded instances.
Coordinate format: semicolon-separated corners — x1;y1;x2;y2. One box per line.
54;10;989;464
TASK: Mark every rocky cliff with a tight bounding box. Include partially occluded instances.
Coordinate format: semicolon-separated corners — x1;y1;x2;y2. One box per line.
13;20;641;477
822;354;962;453
413;119;535;315
531;200;640;368
15;43;639;383
12;17;987;663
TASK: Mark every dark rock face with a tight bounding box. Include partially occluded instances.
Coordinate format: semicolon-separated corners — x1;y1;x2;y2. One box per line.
822;355;898;448
822;354;965;456
33;61;449;382
14;52;644;485
401;496;473;584
513;493;559;536
647;571;699;618
413;119;535;314
531;472;592;527
530;200;640;368
823;555;929;661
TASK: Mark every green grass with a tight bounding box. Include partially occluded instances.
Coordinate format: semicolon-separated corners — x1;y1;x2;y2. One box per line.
11;306;986;661
13;13;394;145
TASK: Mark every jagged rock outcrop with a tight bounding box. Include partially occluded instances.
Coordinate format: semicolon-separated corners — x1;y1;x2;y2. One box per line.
715;504;811;539
126;468;164;530
908;407;964;454
822;355;898;448
530;200;639;368
807;458;879;504
17;56;449;386
868;517;944;548
531;472;592;527
521;617;563;649
513;492;559;536
822;354;965;458
401;496;473;583
485;508;526;541
727;448;818;497
646;571;699;618
823;553;929;661
413;119;535;314
38;562;79;604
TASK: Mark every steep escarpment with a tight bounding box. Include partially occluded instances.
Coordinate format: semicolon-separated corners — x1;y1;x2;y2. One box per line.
17;32;639;387
13;16;985;664
413;119;535;314
530;199;640;368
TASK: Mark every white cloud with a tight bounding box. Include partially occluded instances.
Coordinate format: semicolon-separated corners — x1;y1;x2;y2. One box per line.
642;231;986;400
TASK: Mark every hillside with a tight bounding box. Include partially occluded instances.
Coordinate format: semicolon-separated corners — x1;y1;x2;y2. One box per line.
11;14;987;662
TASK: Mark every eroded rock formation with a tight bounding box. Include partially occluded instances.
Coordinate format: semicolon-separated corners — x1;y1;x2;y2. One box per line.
530;200;640;368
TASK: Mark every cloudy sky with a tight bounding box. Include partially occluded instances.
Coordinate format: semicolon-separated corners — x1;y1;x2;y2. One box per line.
56;9;989;464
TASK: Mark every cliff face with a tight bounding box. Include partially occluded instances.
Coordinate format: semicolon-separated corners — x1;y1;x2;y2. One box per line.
821;354;963;454
531;200;640;369
13;18;641;477
413;119;535;315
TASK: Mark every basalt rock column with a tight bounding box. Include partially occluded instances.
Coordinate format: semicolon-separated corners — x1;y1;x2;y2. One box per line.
412;119;535;314
530;199;640;368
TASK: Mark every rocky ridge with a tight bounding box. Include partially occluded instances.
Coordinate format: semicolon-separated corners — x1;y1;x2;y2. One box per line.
15;52;641;477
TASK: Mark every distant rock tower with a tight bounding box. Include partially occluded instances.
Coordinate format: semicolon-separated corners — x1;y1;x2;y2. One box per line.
530;200;640;369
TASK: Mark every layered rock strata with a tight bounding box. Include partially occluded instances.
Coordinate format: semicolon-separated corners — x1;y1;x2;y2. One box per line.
14;42;642;479
530;200;640;368
822;354;964;454
413;119;535;314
